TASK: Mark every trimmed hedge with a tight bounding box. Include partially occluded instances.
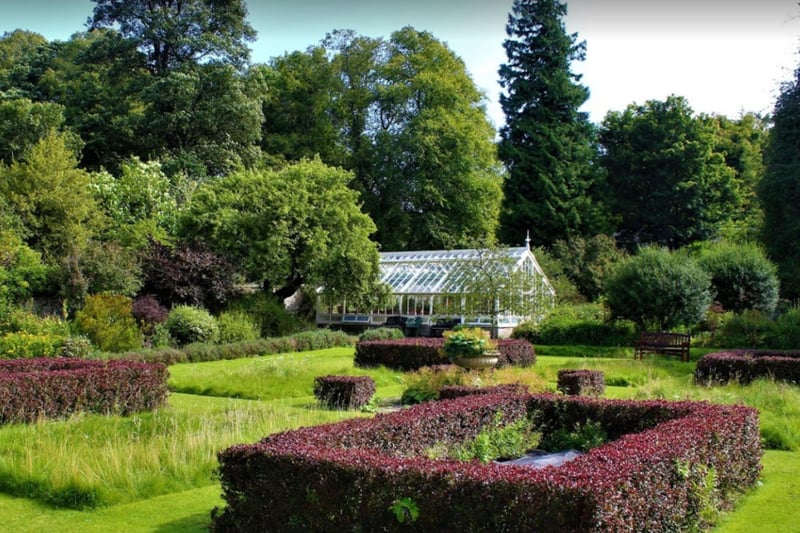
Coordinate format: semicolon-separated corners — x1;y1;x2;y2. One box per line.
354;338;535;370
104;329;355;365
438;383;529;400
0;358;168;424
695;349;800;385
213;394;761;532
557;369;605;397
313;375;376;409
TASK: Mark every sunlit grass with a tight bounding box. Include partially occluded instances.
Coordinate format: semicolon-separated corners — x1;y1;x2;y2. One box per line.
0;393;360;509
168;347;406;400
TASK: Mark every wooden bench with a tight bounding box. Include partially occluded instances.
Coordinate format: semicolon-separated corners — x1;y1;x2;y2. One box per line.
634;331;691;362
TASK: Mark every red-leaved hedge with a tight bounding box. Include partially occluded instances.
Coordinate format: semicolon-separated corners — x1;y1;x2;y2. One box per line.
212;393;761;532
557;369;605;396
695;349;800;385
438;383;529;400
354;337;535;370
0;358;169;424
313;375;376;409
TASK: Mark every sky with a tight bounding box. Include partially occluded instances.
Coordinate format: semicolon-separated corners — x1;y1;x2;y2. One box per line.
3;0;800;127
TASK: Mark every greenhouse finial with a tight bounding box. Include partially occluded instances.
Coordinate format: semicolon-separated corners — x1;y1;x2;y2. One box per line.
525;230;531;250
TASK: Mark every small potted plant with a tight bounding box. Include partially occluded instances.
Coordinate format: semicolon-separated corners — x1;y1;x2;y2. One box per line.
441;327;499;369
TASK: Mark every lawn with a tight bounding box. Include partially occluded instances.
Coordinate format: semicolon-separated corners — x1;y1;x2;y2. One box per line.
0;345;797;531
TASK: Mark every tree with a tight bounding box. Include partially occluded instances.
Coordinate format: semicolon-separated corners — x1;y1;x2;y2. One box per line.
696;241;779;315
179;158;381;301
257;49;344;165
603;246;712;330
599;96;737;250
0;98;72;164
140;239;238;312
497;0;603;248
0;131;102;263
708;113;767;242
550;234;625;302
370;27;503;250
759;63;800;300
89;0;256;76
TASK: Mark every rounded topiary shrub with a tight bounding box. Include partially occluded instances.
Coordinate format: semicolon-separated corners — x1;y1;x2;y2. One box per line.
164;305;219;346
697;241;779;315
604;246;712;330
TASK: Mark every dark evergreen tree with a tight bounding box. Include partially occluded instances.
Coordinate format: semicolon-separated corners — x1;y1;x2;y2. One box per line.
497;0;602;247
759;64;800;300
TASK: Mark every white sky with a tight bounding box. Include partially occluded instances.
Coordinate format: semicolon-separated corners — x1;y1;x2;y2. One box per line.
3;0;799;126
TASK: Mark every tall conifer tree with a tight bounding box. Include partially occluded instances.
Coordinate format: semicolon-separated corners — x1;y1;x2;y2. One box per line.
759;63;800;299
497;0;600;247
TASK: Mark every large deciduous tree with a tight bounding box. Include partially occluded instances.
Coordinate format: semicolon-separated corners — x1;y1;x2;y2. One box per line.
89;0;255;76
497;0;602;248
599;96;736;250
179;158;381;302
759;63;800;300
370;27;502;250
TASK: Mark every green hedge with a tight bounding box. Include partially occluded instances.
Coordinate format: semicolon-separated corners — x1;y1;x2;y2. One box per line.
102;329;355;365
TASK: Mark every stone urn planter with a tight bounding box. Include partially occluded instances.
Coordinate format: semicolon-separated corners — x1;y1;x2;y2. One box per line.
441;328;498;370
450;352;499;370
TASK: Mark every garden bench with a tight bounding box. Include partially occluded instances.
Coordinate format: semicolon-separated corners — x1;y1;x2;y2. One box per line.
634;331;691;362
430;317;462;337
381;315;407;329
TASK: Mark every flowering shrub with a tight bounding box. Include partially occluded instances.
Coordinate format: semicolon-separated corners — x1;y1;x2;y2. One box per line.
0;358;168;424
355;338;535;370
313;375;376;409
213;394;761;532
557;369;605;397
695;349;800;385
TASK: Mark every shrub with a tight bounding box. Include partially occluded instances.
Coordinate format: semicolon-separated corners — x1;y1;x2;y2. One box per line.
557;369;606;397
448;413;541;463
75;293;143;352
132;295;169;336
0;331;64;359
140;239;238;312
103;329;355;365
694;349;800;385
313;375;376;409
401;365;465;405
514;304;638;346
604;246;713;330
164;305;218;346
697;241;779;315
59;335;94;358
438;383;529;400
225;292;309;338
0;358;168;424
217;311;261;344
213;394;761;532
359;327;405;342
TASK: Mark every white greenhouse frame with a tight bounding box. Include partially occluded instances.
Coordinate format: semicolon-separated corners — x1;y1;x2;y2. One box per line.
315;241;555;336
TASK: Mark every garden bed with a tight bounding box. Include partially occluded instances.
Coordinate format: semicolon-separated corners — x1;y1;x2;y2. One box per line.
213;393;761;532
695;349;800;385
0;357;168;424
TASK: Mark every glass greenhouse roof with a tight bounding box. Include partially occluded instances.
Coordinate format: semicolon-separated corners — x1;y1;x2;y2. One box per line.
379;247;548;295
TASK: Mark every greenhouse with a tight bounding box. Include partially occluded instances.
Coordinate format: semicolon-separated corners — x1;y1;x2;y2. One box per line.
316;239;555;337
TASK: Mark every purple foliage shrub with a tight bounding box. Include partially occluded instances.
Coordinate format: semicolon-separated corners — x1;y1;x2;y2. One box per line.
0;358;168;424
557;369;606;396
695;350;800;385
213;394;761;532
438;382;529;400
313;375;376;409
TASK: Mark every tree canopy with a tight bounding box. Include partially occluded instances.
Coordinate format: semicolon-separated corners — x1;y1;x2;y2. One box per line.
497;0;603;247
599;96;737;250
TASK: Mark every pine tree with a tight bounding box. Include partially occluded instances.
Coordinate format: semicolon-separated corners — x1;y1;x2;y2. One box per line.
497;0;602;247
758;64;800;300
